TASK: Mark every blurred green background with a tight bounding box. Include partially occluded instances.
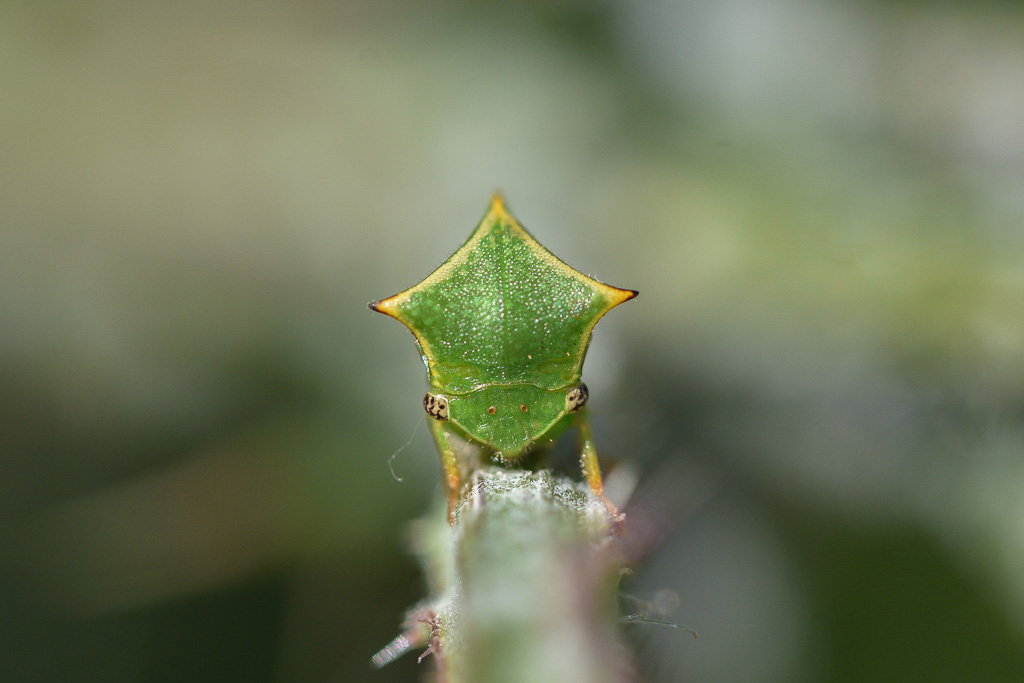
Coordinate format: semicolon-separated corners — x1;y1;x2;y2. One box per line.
3;1;1024;681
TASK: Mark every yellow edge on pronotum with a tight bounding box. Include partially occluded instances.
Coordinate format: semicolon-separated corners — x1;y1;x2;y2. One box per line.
369;195;637;376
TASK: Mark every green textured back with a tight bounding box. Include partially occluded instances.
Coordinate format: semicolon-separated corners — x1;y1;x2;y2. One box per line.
372;196;635;395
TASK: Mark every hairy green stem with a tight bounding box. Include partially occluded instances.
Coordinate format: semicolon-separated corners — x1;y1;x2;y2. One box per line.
381;468;633;682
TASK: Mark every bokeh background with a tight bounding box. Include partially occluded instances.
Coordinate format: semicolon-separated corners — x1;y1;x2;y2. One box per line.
4;1;1024;681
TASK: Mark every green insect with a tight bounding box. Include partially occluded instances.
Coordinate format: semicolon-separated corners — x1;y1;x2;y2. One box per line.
370;195;637;521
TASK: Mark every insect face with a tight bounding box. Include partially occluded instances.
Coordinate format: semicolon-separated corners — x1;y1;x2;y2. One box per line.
444;384;571;458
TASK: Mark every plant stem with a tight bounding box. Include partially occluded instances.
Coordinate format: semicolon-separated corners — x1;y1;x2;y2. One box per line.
399;467;632;683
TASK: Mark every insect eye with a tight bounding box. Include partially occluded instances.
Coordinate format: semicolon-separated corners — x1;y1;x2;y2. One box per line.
423;393;449;421
566;383;589;412
487;406;497;415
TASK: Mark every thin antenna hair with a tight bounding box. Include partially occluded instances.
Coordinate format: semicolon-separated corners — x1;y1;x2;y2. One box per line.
387;414;426;482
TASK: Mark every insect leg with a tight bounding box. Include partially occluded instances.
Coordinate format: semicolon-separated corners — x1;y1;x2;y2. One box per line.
576;409;624;526
575;408;604;496
427;417;462;523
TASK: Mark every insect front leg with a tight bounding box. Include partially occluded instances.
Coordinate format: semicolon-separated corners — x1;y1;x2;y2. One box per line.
427;417;462;523
575;409;624;527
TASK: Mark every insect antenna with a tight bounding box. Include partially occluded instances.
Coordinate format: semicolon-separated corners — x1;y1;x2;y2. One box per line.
386;414;426;482
618;591;697;637
618;612;698;638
